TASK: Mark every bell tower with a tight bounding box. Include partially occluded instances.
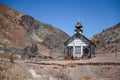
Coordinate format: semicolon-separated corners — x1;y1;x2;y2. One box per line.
75;22;83;34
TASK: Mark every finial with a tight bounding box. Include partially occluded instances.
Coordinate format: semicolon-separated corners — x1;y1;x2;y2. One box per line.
78;16;80;22
75;17;82;27
76;22;82;27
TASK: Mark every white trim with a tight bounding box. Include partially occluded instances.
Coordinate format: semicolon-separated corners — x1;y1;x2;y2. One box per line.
67;38;87;47
81;45;83;57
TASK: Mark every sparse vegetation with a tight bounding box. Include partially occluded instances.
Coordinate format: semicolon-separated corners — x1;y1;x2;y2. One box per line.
3;39;11;47
0;58;24;80
83;73;92;80
69;62;77;67
9;54;14;63
91;23;120;54
0;54;17;60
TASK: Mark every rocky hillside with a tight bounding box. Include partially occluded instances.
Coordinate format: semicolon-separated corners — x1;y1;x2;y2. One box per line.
91;23;120;54
0;4;69;59
0;4;30;48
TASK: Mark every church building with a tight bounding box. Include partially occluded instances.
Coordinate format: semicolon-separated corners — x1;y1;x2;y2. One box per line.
65;22;96;59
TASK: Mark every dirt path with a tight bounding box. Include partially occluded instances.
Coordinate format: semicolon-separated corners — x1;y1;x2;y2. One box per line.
26;53;120;66
15;60;44;80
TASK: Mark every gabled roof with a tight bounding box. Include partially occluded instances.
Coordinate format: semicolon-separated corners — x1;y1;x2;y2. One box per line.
65;32;96;47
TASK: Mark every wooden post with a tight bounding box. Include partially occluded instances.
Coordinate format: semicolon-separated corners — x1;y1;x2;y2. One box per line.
114;31;118;59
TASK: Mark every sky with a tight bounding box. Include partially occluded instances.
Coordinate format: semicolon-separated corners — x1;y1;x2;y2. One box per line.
0;0;120;38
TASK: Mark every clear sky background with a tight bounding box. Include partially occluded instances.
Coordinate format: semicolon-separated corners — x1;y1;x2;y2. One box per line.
0;0;120;38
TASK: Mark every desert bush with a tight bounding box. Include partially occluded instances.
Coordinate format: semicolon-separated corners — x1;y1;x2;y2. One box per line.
83;73;92;80
9;54;14;63
0;54;17;60
68;62;77;68
3;39;11;47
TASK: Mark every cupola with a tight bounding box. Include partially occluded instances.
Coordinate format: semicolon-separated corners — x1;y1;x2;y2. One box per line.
75;22;83;34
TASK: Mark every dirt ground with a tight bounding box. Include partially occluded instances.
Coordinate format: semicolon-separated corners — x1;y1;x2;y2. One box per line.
11;53;120;80
1;52;120;80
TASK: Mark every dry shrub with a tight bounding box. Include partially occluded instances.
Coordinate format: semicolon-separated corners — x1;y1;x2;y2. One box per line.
0;54;17;60
3;39;11;46
83;73;92;80
0;53;11;59
68;63;77;68
65;56;72;60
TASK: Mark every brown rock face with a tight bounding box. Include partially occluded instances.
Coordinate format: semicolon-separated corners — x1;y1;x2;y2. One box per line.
0;4;69;58
91;23;120;54
0;4;30;48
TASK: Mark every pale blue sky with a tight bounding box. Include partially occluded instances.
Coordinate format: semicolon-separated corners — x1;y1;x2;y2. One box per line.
0;0;120;38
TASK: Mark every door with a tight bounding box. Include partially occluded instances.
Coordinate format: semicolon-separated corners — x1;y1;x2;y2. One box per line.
83;46;90;56
67;47;73;56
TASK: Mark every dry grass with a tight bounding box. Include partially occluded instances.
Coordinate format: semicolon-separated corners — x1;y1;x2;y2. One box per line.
65;56;91;60
83;73;92;80
65;56;72;60
68;62;77;68
77;74;92;80
81;56;90;60
0;58;24;80
0;54;17;60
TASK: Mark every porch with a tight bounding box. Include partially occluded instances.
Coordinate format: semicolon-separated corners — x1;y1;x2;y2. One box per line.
65;45;94;59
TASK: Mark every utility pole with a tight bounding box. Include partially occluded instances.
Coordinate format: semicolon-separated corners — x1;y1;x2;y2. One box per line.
114;31;118;58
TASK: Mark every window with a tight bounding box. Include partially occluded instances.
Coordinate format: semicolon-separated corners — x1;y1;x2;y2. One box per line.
75;46;81;54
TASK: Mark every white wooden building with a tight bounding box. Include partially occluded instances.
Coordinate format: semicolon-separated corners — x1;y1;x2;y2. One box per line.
65;22;96;59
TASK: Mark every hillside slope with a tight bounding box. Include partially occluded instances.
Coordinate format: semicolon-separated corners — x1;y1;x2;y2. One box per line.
0;4;69;58
91;23;120;54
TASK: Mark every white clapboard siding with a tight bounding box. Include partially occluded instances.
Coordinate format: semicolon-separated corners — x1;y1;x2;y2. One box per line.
67;38;87;46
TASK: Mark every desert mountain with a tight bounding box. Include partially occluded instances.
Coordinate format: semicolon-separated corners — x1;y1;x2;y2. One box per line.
0;4;69;58
91;23;120;54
